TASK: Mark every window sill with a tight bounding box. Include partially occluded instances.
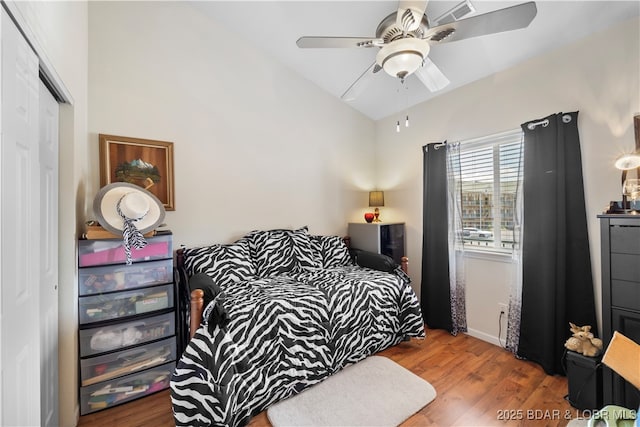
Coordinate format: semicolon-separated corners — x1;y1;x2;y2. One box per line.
462;248;514;263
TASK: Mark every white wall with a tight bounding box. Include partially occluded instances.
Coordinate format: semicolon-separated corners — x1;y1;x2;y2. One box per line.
375;17;640;344
4;1;89;426
88;1;376;249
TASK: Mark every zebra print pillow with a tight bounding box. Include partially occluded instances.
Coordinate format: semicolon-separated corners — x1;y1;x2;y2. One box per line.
183;239;256;287
310;235;353;269
245;227;319;276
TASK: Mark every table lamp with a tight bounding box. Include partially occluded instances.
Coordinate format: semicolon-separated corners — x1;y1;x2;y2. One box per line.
615;153;640;212
369;191;384;222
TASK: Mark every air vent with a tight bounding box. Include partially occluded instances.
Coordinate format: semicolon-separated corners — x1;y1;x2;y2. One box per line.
433;0;475;26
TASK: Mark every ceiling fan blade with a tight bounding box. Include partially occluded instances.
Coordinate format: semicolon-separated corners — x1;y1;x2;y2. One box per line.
396;0;429;32
424;1;537;44
341;62;380;102
414;57;450;92
296;37;384;49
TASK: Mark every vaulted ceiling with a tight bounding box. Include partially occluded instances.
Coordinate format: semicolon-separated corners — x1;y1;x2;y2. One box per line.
191;1;640;120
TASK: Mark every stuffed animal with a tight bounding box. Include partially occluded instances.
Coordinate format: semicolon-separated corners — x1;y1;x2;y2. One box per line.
564;322;604;357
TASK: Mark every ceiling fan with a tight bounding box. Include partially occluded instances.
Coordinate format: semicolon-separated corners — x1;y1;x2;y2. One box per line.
297;1;537;101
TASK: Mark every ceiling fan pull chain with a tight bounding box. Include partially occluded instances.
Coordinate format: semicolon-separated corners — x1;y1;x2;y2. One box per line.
396;77;409;133
395;78;410;133
404;79;410;128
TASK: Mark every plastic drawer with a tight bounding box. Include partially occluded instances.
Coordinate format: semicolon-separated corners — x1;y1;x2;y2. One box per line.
79;259;173;296
79;312;175;357
80;337;176;386
80;361;175;415
78;233;172;267
79;284;174;325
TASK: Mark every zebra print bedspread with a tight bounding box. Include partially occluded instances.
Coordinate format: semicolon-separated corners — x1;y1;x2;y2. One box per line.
170;265;425;426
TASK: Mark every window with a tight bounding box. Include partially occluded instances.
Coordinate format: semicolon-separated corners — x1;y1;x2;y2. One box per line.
456;129;523;252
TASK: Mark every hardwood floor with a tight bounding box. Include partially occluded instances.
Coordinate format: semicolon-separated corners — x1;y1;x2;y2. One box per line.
77;328;581;427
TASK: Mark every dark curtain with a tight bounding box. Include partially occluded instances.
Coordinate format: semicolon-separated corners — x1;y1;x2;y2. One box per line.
421;143;452;331
517;111;597;375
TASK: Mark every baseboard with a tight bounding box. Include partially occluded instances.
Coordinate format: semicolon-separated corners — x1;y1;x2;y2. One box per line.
465;327;504;348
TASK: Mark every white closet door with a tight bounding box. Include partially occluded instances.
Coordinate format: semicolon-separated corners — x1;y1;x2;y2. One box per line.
39;80;59;427
1;8;42;426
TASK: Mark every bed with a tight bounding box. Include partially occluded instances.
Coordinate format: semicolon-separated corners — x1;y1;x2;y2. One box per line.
170;227;425;426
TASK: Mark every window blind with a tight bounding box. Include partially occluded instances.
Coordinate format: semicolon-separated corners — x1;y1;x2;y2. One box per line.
456;129;523;251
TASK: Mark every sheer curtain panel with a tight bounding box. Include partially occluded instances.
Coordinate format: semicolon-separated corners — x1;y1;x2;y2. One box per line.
446;143;467;335
506;136;524;354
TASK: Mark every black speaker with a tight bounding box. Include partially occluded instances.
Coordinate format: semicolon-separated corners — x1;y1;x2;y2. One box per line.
565;350;603;410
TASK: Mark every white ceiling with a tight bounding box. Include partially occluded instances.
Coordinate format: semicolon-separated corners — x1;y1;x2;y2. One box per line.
191;1;640;120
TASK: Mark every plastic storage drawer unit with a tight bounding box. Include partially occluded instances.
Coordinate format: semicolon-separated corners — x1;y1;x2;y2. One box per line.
78;234;173;267
79;284;174;324
80;361;175;415
80;337;176;386
77;231;177;415
78;258;173;295
79;312;175;358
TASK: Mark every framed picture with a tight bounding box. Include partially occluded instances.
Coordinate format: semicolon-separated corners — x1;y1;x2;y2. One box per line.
99;134;175;210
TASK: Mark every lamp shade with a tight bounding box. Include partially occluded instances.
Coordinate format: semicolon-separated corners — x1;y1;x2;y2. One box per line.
376;38;430;79
614;152;640;170
369;191;385;207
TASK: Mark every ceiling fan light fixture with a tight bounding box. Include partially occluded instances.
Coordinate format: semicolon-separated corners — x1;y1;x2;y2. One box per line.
376;38;430;79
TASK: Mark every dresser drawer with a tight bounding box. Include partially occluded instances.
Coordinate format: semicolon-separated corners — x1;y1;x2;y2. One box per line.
612;280;640;311
79;259;173;296
79;284;174;325
78;233;172;267
80;337;176;386
80;361;174;415
611;253;640;283
79;312;175;357
610;226;640;255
